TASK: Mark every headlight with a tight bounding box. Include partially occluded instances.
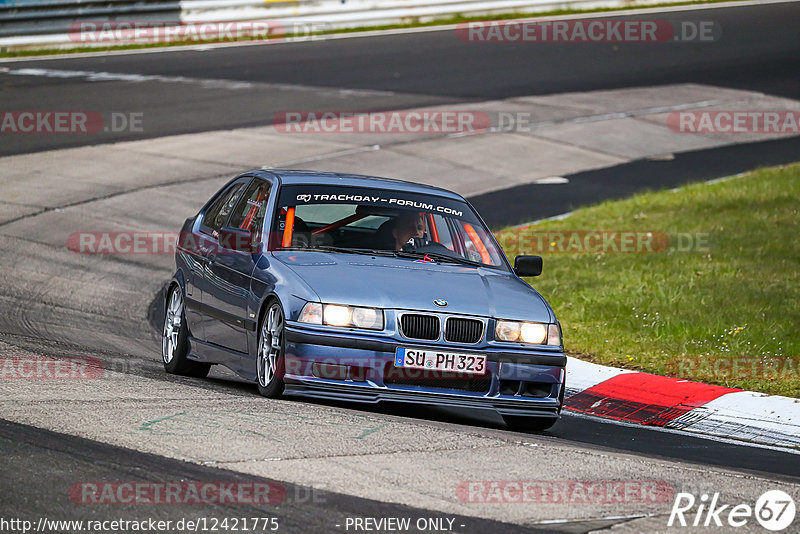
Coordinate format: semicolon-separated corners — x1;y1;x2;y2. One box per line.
495;320;560;346
495;321;521;342
299;302;384;330
323;304;351;327
520;322;547;344
547;323;562;347
299;302;322;324
351;307;380;329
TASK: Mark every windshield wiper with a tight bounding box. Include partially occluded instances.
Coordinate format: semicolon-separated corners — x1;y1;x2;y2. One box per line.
305;246;397;256
281;246;485;267
393;250;484;267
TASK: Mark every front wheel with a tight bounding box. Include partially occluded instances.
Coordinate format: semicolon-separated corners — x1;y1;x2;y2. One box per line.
162;285;210;378
502;415;558;432
256;302;286;398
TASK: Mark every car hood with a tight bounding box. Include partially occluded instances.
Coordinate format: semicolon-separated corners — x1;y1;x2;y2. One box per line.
273;251;553;322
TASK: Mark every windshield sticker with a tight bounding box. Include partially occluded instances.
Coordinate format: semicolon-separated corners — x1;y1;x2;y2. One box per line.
294;193;463;217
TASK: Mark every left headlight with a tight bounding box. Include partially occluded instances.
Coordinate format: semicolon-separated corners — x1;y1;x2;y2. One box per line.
298;302;384;330
495;320;561;346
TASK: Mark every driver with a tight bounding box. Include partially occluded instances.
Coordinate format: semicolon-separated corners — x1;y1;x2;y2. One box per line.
392;212;424;250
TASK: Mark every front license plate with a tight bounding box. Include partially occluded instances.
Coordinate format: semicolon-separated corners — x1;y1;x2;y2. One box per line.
394;347;486;375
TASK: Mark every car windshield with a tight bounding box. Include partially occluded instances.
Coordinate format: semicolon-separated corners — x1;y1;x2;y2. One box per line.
270;185;507;269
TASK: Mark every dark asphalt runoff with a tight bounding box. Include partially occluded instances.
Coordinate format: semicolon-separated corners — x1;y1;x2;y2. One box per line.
472;135;800;227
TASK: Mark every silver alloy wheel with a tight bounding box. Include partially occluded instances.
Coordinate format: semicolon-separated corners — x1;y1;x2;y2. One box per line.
258;304;283;387
162;288;183;364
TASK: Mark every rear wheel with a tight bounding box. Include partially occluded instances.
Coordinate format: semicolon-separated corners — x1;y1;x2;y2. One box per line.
162;285;210;378
256;301;285;398
502;415;558;432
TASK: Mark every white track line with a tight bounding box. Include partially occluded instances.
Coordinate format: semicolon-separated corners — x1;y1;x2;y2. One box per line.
5;67;395;96
535;513;654;525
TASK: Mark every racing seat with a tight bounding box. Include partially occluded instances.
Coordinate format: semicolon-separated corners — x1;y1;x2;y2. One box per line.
372;219;397;250
291;216;311;247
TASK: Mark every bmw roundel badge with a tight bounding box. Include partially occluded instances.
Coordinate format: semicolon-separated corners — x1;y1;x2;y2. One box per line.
433;299;448;307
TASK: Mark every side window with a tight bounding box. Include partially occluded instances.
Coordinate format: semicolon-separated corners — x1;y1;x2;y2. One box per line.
201;181;247;236
228;179;271;234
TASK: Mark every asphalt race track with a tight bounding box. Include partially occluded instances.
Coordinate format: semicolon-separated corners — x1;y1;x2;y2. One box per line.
1;1;799;532
1;1;799;157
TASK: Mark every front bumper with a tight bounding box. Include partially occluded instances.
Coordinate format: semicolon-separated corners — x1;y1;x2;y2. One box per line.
283;323;566;417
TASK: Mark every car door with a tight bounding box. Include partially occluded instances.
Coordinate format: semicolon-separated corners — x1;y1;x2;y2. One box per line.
193;177;250;344
177;215;207;339
203;177;271;355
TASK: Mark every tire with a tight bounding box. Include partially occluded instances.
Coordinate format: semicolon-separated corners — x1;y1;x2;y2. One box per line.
162;285;211;378
256;301;286;398
502;415;558;432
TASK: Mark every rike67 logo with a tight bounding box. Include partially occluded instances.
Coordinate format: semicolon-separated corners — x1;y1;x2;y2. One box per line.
669;490;796;531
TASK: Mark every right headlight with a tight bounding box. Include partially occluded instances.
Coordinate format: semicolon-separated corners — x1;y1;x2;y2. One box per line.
495;320;561;346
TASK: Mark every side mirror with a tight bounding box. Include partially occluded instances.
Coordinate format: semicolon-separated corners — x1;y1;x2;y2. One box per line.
514;255;542;277
218;227;260;253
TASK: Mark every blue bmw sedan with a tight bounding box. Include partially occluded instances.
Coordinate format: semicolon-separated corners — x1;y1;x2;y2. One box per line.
163;170;566;431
